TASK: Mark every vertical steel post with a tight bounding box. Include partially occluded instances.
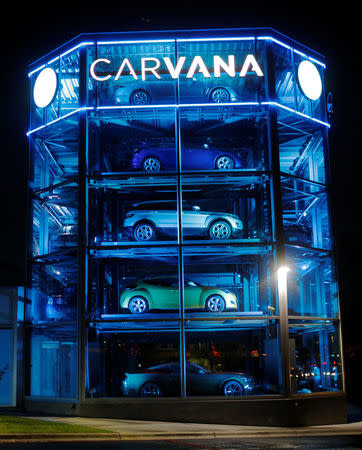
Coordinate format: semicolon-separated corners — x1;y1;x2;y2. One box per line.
78;46;89;403
265;40;291;397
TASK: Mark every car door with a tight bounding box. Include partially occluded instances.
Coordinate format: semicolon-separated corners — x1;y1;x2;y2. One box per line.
151;210;177;236
182;207;208;236
186;363;215;395
146;278;179;310
184;280;203;309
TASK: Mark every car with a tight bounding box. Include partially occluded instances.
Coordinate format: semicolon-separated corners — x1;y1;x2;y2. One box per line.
122;202;243;241
113;75;239;105
120;276;238;313
121;361;255;397
131;143;246;172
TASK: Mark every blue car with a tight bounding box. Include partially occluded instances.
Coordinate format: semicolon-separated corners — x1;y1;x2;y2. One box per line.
131;144;246;172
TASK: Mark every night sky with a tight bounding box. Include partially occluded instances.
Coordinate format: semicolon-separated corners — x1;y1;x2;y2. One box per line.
1;1;361;400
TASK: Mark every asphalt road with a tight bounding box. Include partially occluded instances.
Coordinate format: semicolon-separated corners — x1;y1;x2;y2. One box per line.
2;435;362;449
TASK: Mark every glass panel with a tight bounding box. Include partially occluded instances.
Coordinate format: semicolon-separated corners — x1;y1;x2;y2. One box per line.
281;176;330;249
0;287;16;324
59;50;80;116
29;117;79;190
88;248;179;319
88;109;176;175
89;42;176;107
87;329;180;398
278;124;326;184
181;174;271;243
30;326;77;398
29;254;78;323
285;246;338;318
0;329;13;405
289;321;343;393
185;323;281;396
32;184;78;257
177;40;265;104
180;107;268;172
183;245;275;318
89;176;177;245
272;44;295;110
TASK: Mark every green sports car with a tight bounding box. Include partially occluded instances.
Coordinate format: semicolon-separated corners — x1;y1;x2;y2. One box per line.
120;276;238;313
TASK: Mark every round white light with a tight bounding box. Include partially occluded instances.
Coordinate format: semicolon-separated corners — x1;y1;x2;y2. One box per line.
297;60;322;101
33;67;58;108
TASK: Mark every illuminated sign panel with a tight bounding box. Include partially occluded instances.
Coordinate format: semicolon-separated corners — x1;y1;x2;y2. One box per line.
89;54;264;82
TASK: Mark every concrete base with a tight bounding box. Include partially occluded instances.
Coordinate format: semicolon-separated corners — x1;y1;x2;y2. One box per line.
24;395;347;427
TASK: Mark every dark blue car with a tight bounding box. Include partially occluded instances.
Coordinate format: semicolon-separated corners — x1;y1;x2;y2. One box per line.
131;143;246;172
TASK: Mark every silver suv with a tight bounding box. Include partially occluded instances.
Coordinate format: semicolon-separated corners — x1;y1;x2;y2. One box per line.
123;202;243;241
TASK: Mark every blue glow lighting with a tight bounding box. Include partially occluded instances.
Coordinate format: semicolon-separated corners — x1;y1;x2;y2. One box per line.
27;35;325;77
257;36;326;68
27;101;330;136
26;107;93;136
97;39;175;45
28;42;94;77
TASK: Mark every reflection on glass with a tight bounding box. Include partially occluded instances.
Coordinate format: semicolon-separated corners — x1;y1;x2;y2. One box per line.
30;125;79;191
32;185;78;256
87;330;180;398
30;255;78;323
289;321;342;394
281;176;330;249
186;326;281;396
278;125;326;184
30;326;77;398
0;329;13;405
286;246;338;318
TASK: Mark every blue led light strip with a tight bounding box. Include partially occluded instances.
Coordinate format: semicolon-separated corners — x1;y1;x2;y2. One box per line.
27;35;326;77
28;42;95;77
26;102;330;135
26;107;93;136
257;37;326;68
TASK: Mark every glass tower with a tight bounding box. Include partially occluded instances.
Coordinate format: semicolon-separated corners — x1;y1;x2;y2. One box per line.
26;29;344;422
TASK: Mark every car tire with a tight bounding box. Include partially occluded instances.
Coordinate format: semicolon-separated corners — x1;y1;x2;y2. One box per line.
130;89;151;105
140;382;162;397
128;296;149;314
209;220;232;240
215;155;235;170
205;294;226;312
142;156;161;172
133;222;156;241
223;380;244;397
209;87;230;103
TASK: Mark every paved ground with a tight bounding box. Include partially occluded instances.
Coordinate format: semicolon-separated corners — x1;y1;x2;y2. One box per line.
2;435;362;448
1;402;362;445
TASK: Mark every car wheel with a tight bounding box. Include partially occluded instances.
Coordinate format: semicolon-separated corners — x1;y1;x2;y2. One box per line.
223;380;244;397
133;222;156;241
209;88;230;103
209;220;232;240
205;294;226;312
142;156;161;172
215;155;235;170
130;89;151;105
140;382;162;397
129;296;149;314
